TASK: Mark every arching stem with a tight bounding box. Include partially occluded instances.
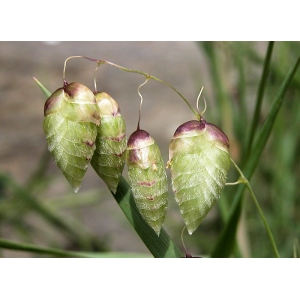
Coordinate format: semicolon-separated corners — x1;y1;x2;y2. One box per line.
97;60;198;117
228;158;280;258
62;55;86;84
63;56;198;116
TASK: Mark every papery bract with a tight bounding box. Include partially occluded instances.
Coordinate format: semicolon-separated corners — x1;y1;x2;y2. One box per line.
126;129;168;236
167;119;230;234
43;82;100;192
91;92;127;193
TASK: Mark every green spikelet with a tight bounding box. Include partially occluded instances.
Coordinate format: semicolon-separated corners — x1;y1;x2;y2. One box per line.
126;129;168;236
91;92;127;193
43;82;100;193
167;118;230;235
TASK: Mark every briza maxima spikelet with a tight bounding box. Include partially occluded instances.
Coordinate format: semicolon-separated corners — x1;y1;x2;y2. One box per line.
91;92;127;193
167;119;230;235
126;129;168;236
43;82;100;192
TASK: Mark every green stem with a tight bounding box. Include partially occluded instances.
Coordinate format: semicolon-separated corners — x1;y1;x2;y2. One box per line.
230;158;280;258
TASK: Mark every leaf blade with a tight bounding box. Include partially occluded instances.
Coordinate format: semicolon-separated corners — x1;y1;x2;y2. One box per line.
211;57;300;258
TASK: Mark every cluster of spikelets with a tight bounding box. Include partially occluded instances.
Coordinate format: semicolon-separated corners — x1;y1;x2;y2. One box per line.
44;81;231;236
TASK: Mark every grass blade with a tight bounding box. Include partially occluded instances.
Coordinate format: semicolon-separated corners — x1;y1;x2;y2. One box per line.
0;238;150;258
0;172;102;250
211;57;300;257
33;77;51;97
245;41;274;158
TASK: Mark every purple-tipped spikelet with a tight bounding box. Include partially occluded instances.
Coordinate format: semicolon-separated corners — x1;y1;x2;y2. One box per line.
167;118;230;235
91;92;127;193
43;82;100;192
126;129;168;236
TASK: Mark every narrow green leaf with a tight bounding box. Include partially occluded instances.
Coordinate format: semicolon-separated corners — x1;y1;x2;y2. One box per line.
211;57;300;258
0;238;150;258
0;172;101;250
33;77;51;98
247;57;300;176
245;41;274;158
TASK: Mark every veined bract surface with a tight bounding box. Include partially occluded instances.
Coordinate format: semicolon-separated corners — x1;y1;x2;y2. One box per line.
91;92;127;193
43;82;100;193
126;129;168;236
167;119;230;235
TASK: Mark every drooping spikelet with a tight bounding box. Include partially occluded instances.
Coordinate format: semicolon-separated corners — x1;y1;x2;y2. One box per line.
167;118;230;235
91;92;127;193
43;82;100;192
126;129;168;236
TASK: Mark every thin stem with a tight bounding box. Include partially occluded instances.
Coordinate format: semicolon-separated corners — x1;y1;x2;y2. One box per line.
97;60;198;116
225;179;245;186
63;55;85;84
94;64;100;92
137;77;150;130
230;158;280;258
62;56;197;116
196;86;205;117
180;226;188;255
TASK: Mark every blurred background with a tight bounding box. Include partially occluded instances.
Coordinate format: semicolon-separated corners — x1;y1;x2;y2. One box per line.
0;41;299;257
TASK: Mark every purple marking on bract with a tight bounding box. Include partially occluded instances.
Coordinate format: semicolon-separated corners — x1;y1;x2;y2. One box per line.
138;180;157;187
127;148;140;163
173;120;205;137
63;82;81;97
206;122;229;148
109;134;126;142
44;88;63;115
127;129;152;148
85;141;95;147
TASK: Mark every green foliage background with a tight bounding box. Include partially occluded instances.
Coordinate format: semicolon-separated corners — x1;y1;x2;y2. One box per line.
0;41;299;258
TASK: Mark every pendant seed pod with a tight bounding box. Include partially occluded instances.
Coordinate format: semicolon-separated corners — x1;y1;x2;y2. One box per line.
91;92;127;193
43;82;100;193
126;129;168;236
167;119;230;235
